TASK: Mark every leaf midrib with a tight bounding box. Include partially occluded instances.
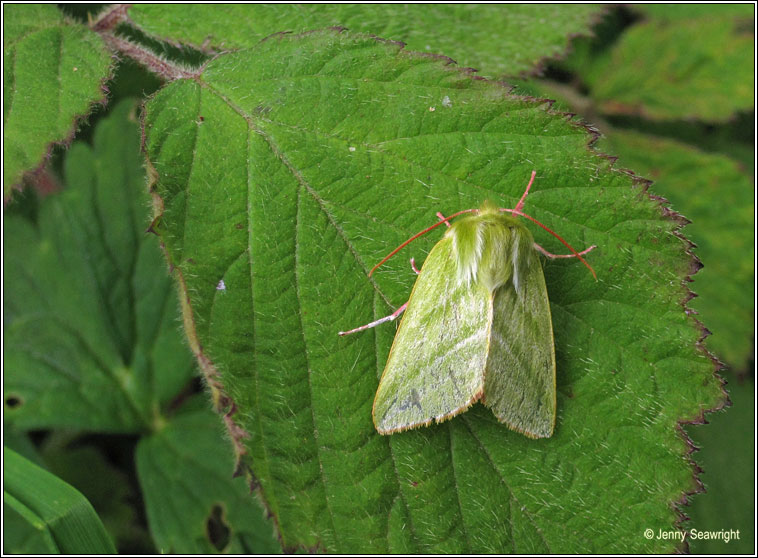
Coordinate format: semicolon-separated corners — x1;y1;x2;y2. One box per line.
462;416;552;552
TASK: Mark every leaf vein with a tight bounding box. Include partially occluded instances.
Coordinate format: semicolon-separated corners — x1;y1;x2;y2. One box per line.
447;424;473;552
295;182;341;551
462;417;552;552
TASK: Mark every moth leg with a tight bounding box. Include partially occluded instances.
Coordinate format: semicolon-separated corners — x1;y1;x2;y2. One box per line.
406;213;447;276
534;242;596;259
410;257;421;275
338;302;408;336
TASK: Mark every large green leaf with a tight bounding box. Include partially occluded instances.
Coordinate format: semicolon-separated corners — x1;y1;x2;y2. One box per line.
128;4;602;78
597;130;754;371
3;4;112;198
3;447;116;554
136;403;281;553
4;100;195;432
143;30;723;552
580;11;754;122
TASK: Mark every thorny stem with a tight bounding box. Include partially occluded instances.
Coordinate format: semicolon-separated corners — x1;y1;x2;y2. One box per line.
91;3;131;32
99;33;195;81
90;4;197;81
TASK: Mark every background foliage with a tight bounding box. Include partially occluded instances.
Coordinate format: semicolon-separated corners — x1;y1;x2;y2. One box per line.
3;4;752;554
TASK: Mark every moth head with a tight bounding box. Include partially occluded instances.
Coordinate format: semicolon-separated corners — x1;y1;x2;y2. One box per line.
447;202;534;293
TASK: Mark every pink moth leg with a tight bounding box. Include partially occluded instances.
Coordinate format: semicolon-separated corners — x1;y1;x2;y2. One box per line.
339;258;420;336
502;170;597;278
343;204;449;336
338;302;408;336
515;170;537;213
534;243;596;259
410;257;421;275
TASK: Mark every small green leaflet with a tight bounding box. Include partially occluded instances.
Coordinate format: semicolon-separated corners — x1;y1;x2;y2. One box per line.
340;172;596;438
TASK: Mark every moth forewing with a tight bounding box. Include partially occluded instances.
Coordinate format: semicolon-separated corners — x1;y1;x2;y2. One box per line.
372;236;489;434
481;234;557;439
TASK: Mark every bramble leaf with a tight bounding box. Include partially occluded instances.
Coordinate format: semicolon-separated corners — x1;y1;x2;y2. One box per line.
127;3;602;78
143;30;723;552
632;3;755;21
136;404;281;554
579;10;754;122
3;4;112;198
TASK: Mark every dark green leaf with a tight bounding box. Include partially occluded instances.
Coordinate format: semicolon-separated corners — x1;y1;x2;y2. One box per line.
128;4;602;77
4;100;195;432
2;425;45;466
633;3;755;21
4;502;60;554
136;405;281;554
143;30;723;552
580;14;754;122
43;445;151;552
3;4;112;197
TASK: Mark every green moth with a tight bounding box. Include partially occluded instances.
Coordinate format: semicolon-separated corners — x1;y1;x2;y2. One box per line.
340;171;595;438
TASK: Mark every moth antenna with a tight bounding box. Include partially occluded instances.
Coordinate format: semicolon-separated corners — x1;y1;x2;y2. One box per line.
436;211;452;228
501;208;597;279
369;208;477;276
515;170;537;213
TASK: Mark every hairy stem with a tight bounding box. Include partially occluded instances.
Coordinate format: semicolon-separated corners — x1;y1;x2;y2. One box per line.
100;32;195;81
